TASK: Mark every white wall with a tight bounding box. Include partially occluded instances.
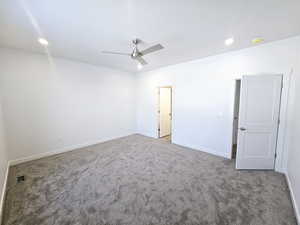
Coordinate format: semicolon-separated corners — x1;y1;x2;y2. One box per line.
287;69;300;221
137;36;300;163
0;48;136;161
136;36;300;221
0;97;8;220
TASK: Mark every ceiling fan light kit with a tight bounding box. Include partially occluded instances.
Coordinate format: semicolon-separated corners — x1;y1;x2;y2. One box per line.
102;38;164;68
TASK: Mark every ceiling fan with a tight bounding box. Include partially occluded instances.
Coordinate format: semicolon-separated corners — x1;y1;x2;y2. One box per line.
102;39;164;67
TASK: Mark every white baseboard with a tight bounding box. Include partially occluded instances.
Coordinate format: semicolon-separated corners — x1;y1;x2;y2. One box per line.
9;133;134;166
0;161;10;224
285;173;300;224
139;133;231;159
172;140;230;159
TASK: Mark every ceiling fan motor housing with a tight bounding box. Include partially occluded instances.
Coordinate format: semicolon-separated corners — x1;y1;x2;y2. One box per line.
131;48;141;58
131;39;141;58
102;38;163;66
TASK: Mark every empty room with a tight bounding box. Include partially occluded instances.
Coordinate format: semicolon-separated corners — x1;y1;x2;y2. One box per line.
0;0;300;225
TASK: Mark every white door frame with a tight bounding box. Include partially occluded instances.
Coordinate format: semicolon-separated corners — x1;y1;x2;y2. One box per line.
230;73;292;173
236;75;282;170
231;79;241;154
157;86;173;139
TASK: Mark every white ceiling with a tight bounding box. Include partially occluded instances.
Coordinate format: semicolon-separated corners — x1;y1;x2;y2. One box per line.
1;0;300;72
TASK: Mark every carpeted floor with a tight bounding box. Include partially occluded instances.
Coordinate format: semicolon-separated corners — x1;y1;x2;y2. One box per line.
2;134;297;225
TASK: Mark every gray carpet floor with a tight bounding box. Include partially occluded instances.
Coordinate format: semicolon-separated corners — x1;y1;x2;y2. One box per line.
2;134;297;225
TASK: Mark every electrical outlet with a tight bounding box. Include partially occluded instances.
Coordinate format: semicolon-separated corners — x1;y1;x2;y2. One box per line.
17;175;25;183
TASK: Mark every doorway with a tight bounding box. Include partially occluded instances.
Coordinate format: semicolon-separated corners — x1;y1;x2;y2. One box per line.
158;87;172;142
233;75;283;170
231;79;241;159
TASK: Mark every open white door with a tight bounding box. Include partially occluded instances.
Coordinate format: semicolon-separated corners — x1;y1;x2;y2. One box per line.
159;87;172;137
236;75;282;170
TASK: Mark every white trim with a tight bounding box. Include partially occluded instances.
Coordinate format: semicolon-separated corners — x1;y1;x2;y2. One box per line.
172;140;230;159
275;70;294;173
229;73;292;172
285;173;300;224
0;161;10;224
138;133;230;159
9;134;134;166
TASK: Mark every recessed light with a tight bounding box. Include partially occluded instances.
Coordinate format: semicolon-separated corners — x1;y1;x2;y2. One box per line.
137;63;143;70
225;38;234;46
38;38;49;46
252;38;264;44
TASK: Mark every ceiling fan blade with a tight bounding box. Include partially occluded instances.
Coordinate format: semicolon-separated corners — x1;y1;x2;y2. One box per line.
102;51;131;56
140;44;164;56
136;56;148;65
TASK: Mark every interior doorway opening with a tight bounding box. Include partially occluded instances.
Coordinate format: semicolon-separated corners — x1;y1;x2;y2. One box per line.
158;86;172;142
232;79;241;159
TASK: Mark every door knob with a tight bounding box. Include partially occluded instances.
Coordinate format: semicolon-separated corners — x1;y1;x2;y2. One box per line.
239;127;246;131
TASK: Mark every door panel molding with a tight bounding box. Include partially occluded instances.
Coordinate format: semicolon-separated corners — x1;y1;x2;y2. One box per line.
236;75;282;170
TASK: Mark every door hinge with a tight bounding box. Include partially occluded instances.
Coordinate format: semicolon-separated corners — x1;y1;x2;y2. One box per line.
275;152;277;158
278;119;280;125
